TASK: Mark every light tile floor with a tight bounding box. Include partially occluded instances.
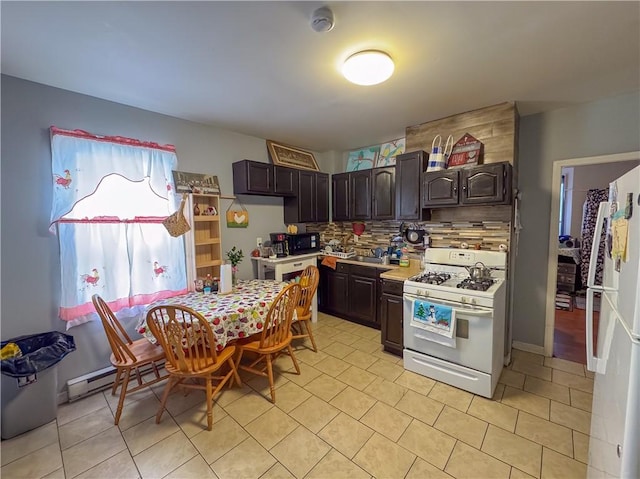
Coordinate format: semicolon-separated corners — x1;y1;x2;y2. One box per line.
1;313;592;479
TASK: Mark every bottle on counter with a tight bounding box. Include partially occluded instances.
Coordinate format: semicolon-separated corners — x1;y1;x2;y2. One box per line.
399;244;410;267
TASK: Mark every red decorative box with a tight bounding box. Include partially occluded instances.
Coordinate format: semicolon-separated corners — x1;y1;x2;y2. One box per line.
447;133;483;168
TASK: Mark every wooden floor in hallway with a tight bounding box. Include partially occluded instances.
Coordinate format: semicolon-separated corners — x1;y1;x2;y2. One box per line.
553;302;599;365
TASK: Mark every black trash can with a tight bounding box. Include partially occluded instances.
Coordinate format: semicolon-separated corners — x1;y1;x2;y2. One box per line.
1;332;76;439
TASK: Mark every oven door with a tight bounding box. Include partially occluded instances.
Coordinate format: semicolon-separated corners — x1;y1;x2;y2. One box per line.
403;292;497;374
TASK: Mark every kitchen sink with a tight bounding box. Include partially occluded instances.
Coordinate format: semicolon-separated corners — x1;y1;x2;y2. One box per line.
354;255;386;264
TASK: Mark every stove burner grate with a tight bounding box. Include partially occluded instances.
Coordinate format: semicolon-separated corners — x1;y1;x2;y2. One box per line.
414;272;451;285
456;278;494;291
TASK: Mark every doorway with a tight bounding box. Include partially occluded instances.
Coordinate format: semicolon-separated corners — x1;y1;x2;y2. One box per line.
544;152;640;362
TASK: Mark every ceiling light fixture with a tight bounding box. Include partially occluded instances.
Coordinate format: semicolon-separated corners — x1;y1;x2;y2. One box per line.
342;50;394;86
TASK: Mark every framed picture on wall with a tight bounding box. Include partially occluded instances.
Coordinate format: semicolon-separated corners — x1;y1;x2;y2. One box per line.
375;138;405;167
172;170;221;194
346;145;380;171
266;140;319;171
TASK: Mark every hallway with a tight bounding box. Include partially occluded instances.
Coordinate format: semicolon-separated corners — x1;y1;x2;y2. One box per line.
553;300;599;365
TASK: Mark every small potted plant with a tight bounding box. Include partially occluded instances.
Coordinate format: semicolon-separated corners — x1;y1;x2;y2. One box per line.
226;246;244;286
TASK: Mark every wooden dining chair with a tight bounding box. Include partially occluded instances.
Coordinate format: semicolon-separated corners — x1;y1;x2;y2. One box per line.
92;294;168;426
235;283;302;403
146;304;241;431
291;265;320;352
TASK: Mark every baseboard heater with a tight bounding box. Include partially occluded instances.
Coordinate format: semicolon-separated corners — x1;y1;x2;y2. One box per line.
66;363;162;401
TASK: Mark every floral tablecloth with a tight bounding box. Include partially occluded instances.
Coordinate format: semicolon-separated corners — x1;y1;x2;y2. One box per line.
137;279;288;350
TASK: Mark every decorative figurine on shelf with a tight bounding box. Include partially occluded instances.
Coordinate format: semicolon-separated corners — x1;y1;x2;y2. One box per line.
203;274;213;293
193;203;201;216
226;246;244;287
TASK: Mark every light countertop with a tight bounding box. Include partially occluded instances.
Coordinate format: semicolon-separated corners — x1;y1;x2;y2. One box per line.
318;255;421;281
251;252;420;281
379;261;421;281
250;252;320;264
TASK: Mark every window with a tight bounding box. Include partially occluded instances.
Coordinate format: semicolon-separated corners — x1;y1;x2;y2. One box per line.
50;128;187;329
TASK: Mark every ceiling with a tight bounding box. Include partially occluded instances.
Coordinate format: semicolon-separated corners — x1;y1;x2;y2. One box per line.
2;1;639;152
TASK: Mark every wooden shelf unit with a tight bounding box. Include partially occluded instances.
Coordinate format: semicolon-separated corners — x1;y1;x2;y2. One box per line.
185;194;222;291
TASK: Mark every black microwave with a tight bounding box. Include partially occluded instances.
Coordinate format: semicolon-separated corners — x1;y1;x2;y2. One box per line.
286;233;320;255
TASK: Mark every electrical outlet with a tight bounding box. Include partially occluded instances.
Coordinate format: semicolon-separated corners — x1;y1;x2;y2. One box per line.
256;237;263;247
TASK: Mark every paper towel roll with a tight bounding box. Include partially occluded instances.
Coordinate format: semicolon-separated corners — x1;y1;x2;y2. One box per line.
219;264;233;294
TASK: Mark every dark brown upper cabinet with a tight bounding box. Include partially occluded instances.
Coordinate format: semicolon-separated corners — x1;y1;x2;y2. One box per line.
332;172;350;221
371;167;395;220
332;167;395;221
396;150;430;220
274;165;298;196
284;170;329;223
350;170;372;220
233;160;274;195
232;160;299;197
233;160;328;222
422;162;512;208
460;162;512;205
422;169;459;206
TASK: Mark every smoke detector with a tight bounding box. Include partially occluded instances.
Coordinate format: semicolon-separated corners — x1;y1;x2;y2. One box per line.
310;6;334;33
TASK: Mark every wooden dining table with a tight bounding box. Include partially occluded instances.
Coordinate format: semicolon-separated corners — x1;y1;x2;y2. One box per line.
137;279;289;351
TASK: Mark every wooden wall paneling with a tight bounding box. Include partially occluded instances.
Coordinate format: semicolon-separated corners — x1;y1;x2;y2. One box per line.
405;102;517;166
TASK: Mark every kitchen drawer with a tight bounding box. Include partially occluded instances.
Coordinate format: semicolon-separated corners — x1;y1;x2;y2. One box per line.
557;273;575;285
557;263;577;274
350;264;378;278
382;279;404;295
557;282;575;293
335;262;349;274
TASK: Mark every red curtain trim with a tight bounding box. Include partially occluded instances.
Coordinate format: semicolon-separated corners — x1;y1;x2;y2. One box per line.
57;216;169;224
50;126;176;153
59;288;189;321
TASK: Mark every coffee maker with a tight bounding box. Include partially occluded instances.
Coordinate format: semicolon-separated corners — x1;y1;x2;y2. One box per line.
270;232;289;257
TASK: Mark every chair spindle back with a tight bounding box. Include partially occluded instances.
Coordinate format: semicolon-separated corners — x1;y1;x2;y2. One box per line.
92;294;137;365
147;305;219;374
260;283;301;349
297;266;320;316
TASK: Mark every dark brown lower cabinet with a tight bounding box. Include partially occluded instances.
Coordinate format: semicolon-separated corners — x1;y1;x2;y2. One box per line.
318;263;349;317
379;279;404;356
348;274;378;327
318;262;381;329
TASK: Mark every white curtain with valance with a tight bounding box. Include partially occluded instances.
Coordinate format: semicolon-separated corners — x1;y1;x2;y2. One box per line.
50;127;188;329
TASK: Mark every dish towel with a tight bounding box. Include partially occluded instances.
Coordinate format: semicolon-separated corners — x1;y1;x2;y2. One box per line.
321;256;337;270
410;299;456;348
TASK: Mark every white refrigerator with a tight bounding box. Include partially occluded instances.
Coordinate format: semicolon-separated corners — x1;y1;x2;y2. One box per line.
586;165;640;479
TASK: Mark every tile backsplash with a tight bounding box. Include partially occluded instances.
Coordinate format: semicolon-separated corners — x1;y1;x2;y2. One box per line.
306;220;510;255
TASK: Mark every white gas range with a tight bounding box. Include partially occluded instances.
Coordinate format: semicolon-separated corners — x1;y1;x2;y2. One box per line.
403;249;507;398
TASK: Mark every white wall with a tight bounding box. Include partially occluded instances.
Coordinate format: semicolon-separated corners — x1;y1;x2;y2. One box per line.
515;91;640;347
0;75;333;389
3;73;639;389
